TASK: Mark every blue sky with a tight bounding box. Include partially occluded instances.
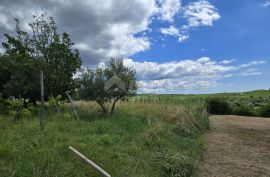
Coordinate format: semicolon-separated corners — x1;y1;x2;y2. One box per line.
130;0;270;93
0;0;269;93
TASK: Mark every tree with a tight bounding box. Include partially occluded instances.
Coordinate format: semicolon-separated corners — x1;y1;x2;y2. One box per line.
79;58;137;115
1;14;82;105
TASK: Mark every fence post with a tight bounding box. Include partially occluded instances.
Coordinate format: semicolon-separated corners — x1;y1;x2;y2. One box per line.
66;91;80;121
40;70;44;129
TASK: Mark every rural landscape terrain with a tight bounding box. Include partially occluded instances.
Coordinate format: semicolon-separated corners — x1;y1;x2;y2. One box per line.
1;89;270;176
1;0;270;177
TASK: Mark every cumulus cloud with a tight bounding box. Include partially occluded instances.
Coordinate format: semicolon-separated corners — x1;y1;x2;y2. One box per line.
157;0;181;22
138;79;218;93
124;57;237;81
122;58;266;93
0;0;221;63
160;26;190;42
159;0;220;43
178;34;189;42
0;0;159;64
160;26;179;36
183;0;220;28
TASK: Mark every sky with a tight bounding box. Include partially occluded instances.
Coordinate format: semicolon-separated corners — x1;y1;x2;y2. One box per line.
0;0;269;94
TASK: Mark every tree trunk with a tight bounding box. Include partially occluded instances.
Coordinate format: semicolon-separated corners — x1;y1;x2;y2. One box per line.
97;101;107;114
110;98;120;115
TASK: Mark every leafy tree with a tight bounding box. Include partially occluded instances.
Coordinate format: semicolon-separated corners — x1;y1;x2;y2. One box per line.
79;58;137;115
1;14;81;105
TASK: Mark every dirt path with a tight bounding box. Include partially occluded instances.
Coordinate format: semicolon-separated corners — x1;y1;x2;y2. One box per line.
197;115;270;177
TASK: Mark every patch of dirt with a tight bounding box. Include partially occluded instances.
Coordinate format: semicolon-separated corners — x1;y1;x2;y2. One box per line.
197;115;270;177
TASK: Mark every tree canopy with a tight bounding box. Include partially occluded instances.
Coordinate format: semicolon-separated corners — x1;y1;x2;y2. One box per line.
79;58;137;114
0;15;81;105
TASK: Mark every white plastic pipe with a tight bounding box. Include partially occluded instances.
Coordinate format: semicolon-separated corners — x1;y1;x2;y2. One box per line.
69;146;111;177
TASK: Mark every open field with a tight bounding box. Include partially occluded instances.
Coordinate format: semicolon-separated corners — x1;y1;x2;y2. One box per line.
128;90;270;117
0;101;209;177
198;115;270;177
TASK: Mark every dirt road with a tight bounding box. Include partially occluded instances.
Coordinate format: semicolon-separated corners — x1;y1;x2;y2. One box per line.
197;115;270;177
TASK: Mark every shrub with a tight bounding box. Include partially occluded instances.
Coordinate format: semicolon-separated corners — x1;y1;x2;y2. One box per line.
232;106;255;117
206;97;232;115
259;104;270;117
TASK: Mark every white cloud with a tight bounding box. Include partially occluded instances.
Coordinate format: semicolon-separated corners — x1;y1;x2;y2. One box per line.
240;60;266;68
122;58;267;93
261;1;270;7
160;26;179;36
160;26;189;42
157;0;181;22
124;57;237;81
183;0;221;28
178;34;189;42
239;68;262;76
138;79;218;93
220;59;236;64
0;0;159;64
159;0;220;43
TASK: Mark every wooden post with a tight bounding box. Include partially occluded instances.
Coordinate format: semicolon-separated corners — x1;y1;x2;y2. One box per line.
66;91;80;121
69;146;111;177
40;70;44;129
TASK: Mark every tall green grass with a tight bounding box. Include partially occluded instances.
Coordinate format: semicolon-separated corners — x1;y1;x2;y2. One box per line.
0;101;208;177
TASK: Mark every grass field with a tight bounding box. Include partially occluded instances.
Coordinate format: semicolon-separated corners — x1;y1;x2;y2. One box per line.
1;90;269;177
0;101;209;177
128;90;270;117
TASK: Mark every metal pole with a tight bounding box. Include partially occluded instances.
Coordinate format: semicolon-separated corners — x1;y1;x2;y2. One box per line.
69;146;111;177
66;91;80;121
40;70;44;129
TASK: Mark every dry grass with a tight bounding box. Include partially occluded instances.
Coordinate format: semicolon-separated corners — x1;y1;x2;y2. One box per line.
198;115;270;177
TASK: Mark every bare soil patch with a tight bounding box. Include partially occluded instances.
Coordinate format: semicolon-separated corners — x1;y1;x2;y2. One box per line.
197;115;270;177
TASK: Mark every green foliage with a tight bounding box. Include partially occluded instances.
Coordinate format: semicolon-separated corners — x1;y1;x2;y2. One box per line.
259;104;270;117
0;96;23;115
79;58;137;114
1;15;81;103
233;106;255;117
0;101;209;177
48;95;64;112
206;97;232;115
128;90;270;118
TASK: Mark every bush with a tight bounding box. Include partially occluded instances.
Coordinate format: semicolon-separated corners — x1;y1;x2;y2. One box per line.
0;96;22;115
232;106;255;117
206;97;232;115
259;104;270;117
